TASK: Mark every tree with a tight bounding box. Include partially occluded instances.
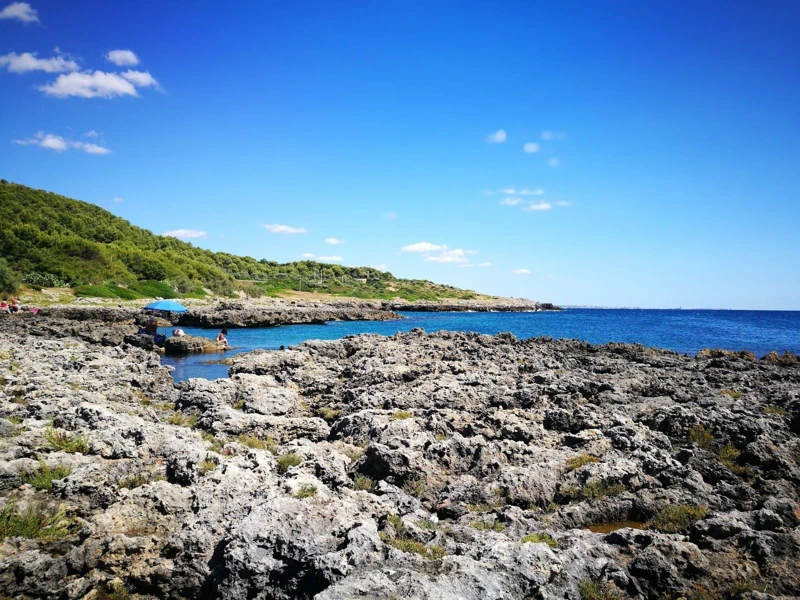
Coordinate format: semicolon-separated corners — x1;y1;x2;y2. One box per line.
0;257;19;295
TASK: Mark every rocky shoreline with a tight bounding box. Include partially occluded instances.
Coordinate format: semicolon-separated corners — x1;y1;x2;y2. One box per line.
0;315;798;599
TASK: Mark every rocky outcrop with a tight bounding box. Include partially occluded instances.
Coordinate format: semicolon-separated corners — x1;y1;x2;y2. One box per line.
0;330;797;599
383;299;561;312
164;335;221;355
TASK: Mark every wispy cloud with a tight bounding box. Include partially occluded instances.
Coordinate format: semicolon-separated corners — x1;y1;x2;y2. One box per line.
500;197;521;206
84;130;99;138
301;253;316;258
0;52;78;73
523;142;540;153
486;129;507;143
105;49;139;67
512;268;531;275
38;69;159;98
317;255;343;263
13;131;111;154
477;262;491;267
547;157;560;168
402;242;442;253
263;224;307;234
541;130;567;141
524;201;552;212
112;197;124;203
370;264;387;271
424;248;478;264
499;188;544;196
555;200;572;207
0;2;38;23
163;229;207;239
324;237;345;245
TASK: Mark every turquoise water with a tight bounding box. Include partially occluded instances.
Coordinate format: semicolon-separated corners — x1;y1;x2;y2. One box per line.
160;309;800;382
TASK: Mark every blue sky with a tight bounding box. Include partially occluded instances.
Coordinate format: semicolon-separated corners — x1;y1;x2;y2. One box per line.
1;1;799;309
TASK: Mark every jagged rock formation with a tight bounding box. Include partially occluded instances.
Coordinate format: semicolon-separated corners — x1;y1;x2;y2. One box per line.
0;328;798;599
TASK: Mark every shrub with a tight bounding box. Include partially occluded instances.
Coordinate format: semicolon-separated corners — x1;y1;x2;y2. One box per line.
403;477;427;498
578;580;626;600
317;407;342;422
21;459;71;490
391;538;446;560
118;472;166;489
167;412;197;428
717;389;744;399
522;532;558;547
718;444;752;478
646;504;708;533
235;433;276;453
277;453;302;474
44;428;89;453
764;405;787;415
390;410;413;420
198;459;218;475
0;502;76;541
689;425;714;451
353;475;375;491
566;454;600;471
21;272;68;287
471;519;505;532
0;258;19;295
294;484;317;499
580;480;626;500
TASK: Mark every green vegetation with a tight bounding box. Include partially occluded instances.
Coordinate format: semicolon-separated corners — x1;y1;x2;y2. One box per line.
21;459;71;491
390;410;413;420
44;428;89;454
646;504;708;533
276;453;302;474
566;453;600;471
578;580;626;600
718;444;752;478
561;480;626;502
717;388;744;399
0;257;19;295
0;502;76;541
521;532;558;547
689;425;714;451
293;484;318;499
198;459;218;475
235;433;276;452
317;407;342;422
118;472;166;489
764;405;787;415
470;519;506;532
353;475;375;491
380;514;446;560
0;180;481;300
167;412;198;428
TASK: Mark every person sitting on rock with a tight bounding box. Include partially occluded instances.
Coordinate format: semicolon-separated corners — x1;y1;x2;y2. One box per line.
216;328;230;348
0;301;9;314
9;297;20;313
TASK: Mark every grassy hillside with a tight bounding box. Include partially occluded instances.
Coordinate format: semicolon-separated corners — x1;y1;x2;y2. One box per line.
0;180;479;301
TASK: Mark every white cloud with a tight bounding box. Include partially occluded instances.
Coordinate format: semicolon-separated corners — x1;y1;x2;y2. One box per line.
12;131;111;154
324;237;345;245
512;268;531;275
402;242;442;253
524;201;552;212
84;130;99;138
477;262;492;267
486;129;507;143
370;264;387;271
163;229;207;239
499;188;543;196
0;52;78;73
523;142;540;153
112;197;124;204
424;248;477;264
0;2;38;23
106;49;139;67
263;224;307;234
500;197;521;206
547;157;560;168
541;130;567;141
301;253;316;258
120;69;158;88
38;69;159;98
317;255;343;263
555;200;572;207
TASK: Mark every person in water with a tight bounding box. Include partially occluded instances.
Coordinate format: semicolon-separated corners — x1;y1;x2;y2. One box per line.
216;328;230;349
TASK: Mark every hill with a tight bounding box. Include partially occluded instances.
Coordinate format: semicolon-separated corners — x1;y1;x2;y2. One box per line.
0;180;480;301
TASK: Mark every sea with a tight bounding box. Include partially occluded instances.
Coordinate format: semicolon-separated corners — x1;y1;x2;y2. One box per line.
160;308;800;383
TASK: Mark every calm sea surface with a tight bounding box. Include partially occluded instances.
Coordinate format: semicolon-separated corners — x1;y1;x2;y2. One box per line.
160;308;800;382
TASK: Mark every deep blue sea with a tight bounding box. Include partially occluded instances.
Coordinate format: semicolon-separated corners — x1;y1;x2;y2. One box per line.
160;309;800;383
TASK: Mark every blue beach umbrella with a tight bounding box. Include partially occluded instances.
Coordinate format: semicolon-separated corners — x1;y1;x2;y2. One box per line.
144;299;189;313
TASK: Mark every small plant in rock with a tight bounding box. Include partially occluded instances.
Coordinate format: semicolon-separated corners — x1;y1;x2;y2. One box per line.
317;407;342;422
21;459;71;491
353;475;375;491
471;519;505;532
390;410;413;420
231;400;245;410
466;501;501;513
94;581;131;600
198;459;218;475
118;472;166;489
277;453;302;474
7;415;23;425
717;389;744;399
764;405;787;415
646;504;708;533
522;532;558;547
578;580;626;600
341;445;364;462
566;453;600;471
580;480;626;500
717;444;752;478
235;433;276;453
44;428;89;454
391;538;446;559
417;518;438;530
294;484;317;499
167;412;197;428
689;425;714;451
0;502;76;541
403;477;427;498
